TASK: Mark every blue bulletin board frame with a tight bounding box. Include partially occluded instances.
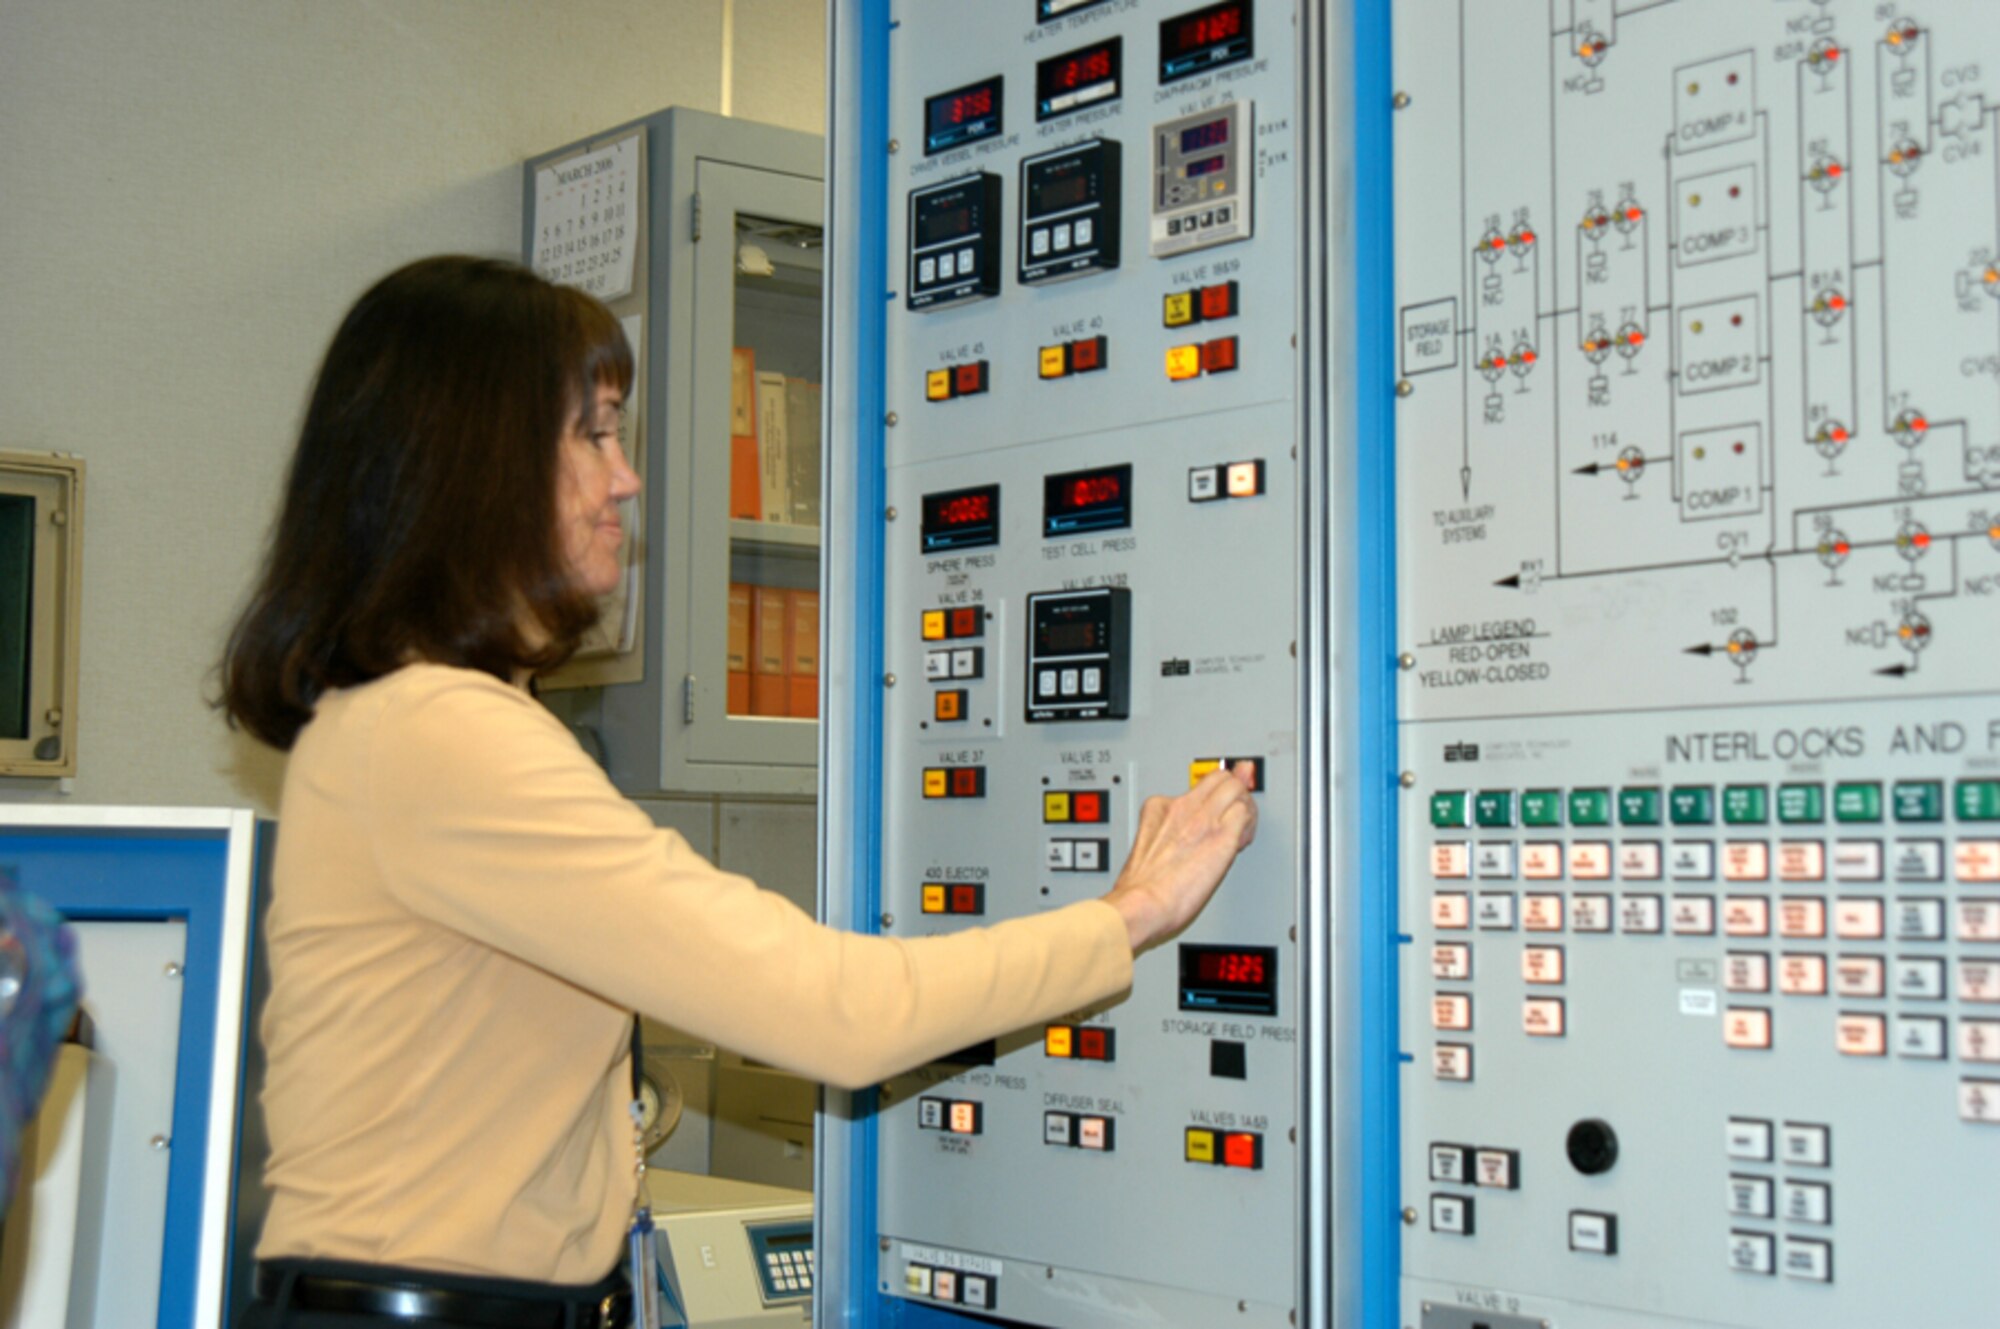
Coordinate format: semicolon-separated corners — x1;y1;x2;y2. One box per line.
7;807;258;1329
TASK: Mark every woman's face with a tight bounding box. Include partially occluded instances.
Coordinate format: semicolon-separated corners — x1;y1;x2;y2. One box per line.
555;383;640;598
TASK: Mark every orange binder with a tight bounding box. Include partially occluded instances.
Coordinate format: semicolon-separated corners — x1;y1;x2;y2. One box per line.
750;584;789;717
786;589;820;720
726;582;752;716
729;348;761;520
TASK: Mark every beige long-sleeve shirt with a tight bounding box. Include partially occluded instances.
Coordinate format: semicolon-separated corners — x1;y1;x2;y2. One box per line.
256;664;1133;1282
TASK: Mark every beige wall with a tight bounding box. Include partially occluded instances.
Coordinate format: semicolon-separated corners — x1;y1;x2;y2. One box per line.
0;0;826;818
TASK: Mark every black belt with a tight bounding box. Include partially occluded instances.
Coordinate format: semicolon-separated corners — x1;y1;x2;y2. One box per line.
254;1262;631;1329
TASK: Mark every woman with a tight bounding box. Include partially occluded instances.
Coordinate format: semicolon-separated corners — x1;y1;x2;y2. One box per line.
222;256;1257;1327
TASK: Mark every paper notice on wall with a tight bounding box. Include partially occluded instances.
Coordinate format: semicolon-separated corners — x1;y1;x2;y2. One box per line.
531;132;640;300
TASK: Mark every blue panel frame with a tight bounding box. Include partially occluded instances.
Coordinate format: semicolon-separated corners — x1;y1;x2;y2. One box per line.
11;824;246;1329
1351;0;1402;1325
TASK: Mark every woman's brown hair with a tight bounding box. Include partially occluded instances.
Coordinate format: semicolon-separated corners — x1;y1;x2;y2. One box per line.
219;256;634;750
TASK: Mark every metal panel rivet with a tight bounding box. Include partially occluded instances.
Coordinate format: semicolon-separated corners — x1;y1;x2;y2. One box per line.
880;912;894;927
1393;91;1412;109
1408;1212;1421;1227
879;1237;891;1252
45;708;62;726
1396;379;1414;398
884;673;897;687
885;411;899;427
150;1134;170;1151
164;962;183;979
1400;771;1418;789
1399;653;1416;670
888;139;900;154
885;506;898;520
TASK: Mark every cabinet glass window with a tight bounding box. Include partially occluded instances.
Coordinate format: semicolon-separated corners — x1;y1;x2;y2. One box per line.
725;215;824;720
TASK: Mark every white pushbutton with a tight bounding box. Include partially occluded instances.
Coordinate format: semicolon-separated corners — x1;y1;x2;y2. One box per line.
1722;841;1769;881
1052;223;1073;251
1722;896;1770;937
1474;842;1516;879
1522;945;1565;984
1832;840;1883;881
1782;1179;1831;1224
1833;954;1885;998
1958;899;2000;942
1031;227;1052;257
1074;218;1094;246
1728;1231;1775;1275
1618;894;1664;933
1475;892;1516;930
1727;1174;1773;1218
1777;841;1825;881
1523;894;1564;932
956;247;976;273
1725;1117;1773;1160
1432;844;1471;880
1724;952;1770;993
1568;1211;1617;1254
1781;1238;1832;1283
1431;993;1472;1031
1778;896;1827;939
1570;894;1613;933
1522;997;1566;1037
1431;892;1470;929
1671;895;1716;935
1833;897;1885;940
1669;841;1716;880
1428;1143;1471;1183
1723;1007;1772;1049
1959;1018;2000;1063
1777;952;1828;996
1893;839;1945;881
1896;897;1946;940
1433;1043;1472;1081
919;257;938;284
1569;842;1612;879
1617;841;1662;879
1429;1193;1473;1233
1431;943;1471;981
1895;1014;1947;1059
1522;843;1563;879
937;251;957;279
1779;1122;1830;1166
1894;956;1946;1000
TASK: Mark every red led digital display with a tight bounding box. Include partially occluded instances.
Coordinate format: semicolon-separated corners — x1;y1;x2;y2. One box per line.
1061;474;1122;510
1159;1;1254;82
1043;463;1132;536
1036;37;1123;122
1194;949;1266;987
948;87;993;124
1171;4;1243;50
1054;47;1112;89
1179;943;1279;1016
922;483;1002;552
1180;119;1231;153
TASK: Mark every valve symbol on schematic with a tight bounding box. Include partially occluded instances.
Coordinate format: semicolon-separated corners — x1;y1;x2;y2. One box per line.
1813;420;1851;462
1478;347;1510;383
1476;227;1508;264
1816;530;1851;584
1896;521;1933;564
1884;21;1922;53
1510;342;1539;381
1806;39;1843;78
1579;205;1612;236
1574;25;1610;68
1508;225;1537;259
1887;138;1925;179
1898;611;1934;657
1614;446;1646;494
1892;408;1930;448
1612;198;1643;237
1807;153;1846;200
1810;288;1849;329
1580;325;1613;365
1615;322;1646;362
1724;629;1759;682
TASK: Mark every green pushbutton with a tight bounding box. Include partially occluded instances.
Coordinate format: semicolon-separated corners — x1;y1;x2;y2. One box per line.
1430;792;1470;828
1777;783;1824;824
1521;789;1564;827
1722;785;1769;825
1893;781;1944;823
1474;790;1515;828
1833;782;1882;823
1618;787;1663;826
1957;779;2000;822
1669;786;1714;825
1568;788;1612;827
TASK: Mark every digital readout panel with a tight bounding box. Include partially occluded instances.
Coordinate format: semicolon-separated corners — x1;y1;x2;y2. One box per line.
906;173;1003;311
1037;37;1122;120
921;484;1002;552
1020;140;1121;284
1159;1;1253;83
1178;944;1279;1017
1025;587;1130;723
924;76;1004;155
1043;463;1132;536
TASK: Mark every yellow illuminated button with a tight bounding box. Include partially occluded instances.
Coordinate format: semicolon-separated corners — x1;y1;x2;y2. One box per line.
1185;1128;1217;1164
1163;291;1197;328
921;883;947;914
1225;460;1265;498
1189;759;1223;789
926;369;952;402
924;769;949;799
1040;344;1069;379
1044;791;1073;823
1044;1025;1074;1058
921;610;948;641
1166;344;1202;382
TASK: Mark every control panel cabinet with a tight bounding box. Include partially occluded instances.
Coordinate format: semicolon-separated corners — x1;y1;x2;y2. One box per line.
523;109;824;796
1395;3;2000;1326
824;2;1312;1327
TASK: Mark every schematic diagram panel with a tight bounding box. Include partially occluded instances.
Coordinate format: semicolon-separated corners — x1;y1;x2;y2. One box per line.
868;2;1305;1328
1396;3;2000;1326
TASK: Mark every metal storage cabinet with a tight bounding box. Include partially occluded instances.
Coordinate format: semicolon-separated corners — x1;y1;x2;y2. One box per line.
525;108;825;797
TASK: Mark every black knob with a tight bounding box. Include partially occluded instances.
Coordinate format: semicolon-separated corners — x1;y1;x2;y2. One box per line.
1567;1118;1619;1175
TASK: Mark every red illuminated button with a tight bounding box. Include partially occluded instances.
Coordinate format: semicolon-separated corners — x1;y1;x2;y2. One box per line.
1199;281;1239;321
949;767;987;798
1201;336;1239;374
1075;1027;1115;1062
954;361;989;396
947;1101;983;1135
1069;335;1108;373
1222;1131;1263;1170
949;883;985;915
1072;791;1108;823
949;607;982;638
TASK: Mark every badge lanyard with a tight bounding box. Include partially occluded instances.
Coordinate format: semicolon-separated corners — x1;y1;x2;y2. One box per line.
627;1016;662;1329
